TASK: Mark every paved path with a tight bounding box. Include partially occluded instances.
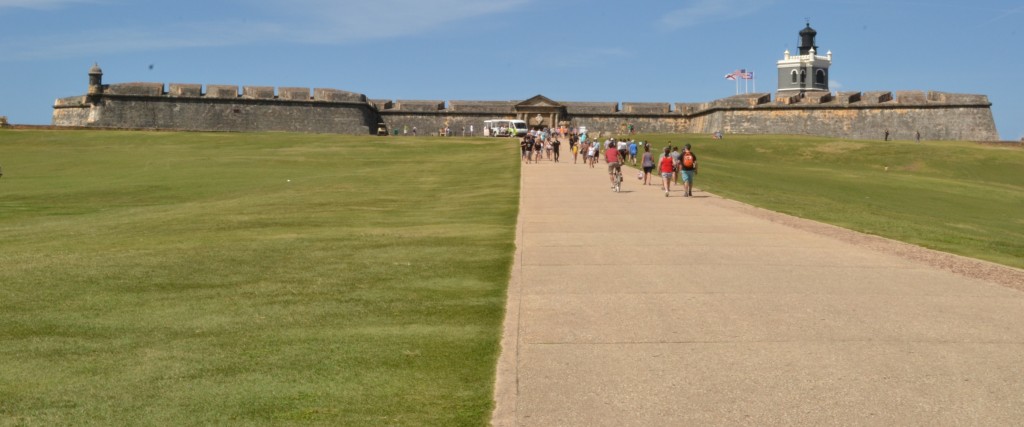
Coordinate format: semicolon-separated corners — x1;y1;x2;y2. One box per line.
492;155;1024;426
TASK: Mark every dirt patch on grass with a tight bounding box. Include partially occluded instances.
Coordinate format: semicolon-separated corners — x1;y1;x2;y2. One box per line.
706;194;1024;292
814;141;867;154
896;160;926;172
975;141;1022;148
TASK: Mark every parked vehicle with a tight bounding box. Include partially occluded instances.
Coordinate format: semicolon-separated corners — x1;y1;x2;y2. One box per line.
483;119;528;137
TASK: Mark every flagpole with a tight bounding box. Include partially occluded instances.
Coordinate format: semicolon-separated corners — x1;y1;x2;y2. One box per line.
753;71;756;93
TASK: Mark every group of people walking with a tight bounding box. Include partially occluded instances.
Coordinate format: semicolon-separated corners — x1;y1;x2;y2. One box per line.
520;130;562;163
521;133;699;197
652;143;698;197
622;140;698;197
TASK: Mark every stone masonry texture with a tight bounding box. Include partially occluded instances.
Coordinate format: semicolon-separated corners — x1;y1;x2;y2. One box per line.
52;77;999;141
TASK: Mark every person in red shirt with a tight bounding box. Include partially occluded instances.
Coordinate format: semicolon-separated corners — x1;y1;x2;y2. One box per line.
605;141;621;189
658;147;674;196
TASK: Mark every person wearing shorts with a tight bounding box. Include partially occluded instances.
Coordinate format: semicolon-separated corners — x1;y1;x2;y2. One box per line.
670;146;682;184
641;145;655;185
680;143;698;197
659;147;674;196
605;144;622;189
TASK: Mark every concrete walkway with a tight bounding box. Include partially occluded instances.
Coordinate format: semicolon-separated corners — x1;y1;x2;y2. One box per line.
492;155;1024;426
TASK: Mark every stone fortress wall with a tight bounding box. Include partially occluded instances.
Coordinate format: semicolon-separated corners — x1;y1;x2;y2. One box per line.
53;75;999;141
371;90;996;141
680;91;999;141
53;82;378;134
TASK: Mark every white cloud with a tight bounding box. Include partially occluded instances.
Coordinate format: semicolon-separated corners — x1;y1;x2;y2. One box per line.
6;21;286;61
659;0;773;30
830;80;843;89
3;0;531;60
271;0;531;43
982;4;1024;25
0;0;98;9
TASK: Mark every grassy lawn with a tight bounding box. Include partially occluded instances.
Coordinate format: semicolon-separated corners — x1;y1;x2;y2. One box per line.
2;129;1020;425
632;134;1024;269
0;130;520;425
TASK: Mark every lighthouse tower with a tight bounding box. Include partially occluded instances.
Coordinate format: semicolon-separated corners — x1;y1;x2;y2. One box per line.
776;23;831;99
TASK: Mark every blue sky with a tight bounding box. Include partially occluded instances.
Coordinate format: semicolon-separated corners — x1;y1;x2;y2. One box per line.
1;0;1022;140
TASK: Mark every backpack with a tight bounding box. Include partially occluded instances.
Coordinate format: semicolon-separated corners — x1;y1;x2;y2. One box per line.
682;152;695;168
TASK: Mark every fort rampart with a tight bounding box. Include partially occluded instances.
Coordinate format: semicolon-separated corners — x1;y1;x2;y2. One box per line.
53;82;377;134
53;77;999;141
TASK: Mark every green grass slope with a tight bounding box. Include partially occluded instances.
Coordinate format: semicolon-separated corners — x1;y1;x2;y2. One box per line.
635;134;1024;269
0;131;519;425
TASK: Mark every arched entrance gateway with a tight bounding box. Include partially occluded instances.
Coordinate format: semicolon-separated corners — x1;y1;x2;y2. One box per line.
515;95;567;130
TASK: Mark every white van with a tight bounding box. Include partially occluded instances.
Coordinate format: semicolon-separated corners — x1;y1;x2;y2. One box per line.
484;119;528;137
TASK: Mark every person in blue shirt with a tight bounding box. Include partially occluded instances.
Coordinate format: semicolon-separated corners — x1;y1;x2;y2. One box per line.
628;140;638;166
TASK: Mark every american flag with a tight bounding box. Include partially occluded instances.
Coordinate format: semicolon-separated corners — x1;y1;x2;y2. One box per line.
725;69;749;80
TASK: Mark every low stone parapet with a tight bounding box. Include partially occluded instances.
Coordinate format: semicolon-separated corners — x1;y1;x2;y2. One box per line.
206;85;240;98
563;102;619;114
861;91;894;104
712;94;770;108
169;84;202;97
776;95;801;105
279;87;311;101
242;86;275;99
53;96;87;107
675;102;707;115
896;91;928;105
106;83;164;96
447;100;516;114
804;92;832;104
927;91;991;105
622;102;671;114
393;100;445;112
835;92;862;104
370;99;394;110
313;88;367;103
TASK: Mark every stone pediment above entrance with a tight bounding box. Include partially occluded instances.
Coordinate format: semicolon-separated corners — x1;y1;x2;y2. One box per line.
516;94;563;109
